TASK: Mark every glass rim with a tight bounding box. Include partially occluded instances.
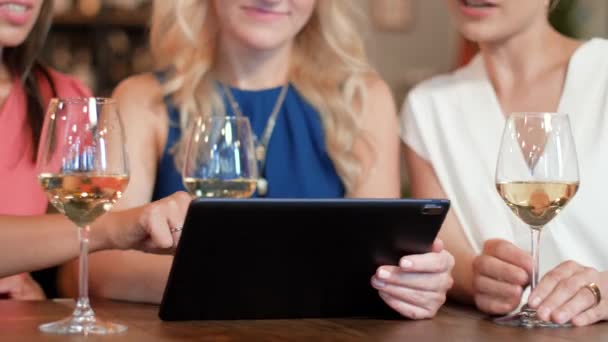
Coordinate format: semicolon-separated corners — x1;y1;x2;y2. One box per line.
506;112;569;117
194;115;252;125
200;114;251;120
49;97;117;105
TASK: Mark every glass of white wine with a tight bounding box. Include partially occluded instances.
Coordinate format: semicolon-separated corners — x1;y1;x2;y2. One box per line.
36;97;129;334
494;112;579;328
182;116;258;198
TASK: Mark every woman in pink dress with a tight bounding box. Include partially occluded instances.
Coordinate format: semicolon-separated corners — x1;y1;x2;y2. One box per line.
0;0;91;299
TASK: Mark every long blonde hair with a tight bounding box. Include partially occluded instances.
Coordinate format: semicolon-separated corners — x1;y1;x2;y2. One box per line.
150;0;374;193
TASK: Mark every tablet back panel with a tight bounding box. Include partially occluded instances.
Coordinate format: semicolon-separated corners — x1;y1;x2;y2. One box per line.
159;198;449;321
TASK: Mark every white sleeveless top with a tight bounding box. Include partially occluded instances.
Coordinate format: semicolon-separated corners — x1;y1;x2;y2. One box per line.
400;37;608;276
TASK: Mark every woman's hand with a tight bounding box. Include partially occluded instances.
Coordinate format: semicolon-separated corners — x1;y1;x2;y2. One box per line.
371;238;454;319
95;191;192;254
471;239;532;315
0;273;45;300
527;261;607;326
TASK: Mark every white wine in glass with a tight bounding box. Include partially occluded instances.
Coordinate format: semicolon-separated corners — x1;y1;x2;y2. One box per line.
494;112;579;328
182;116;259;198
39;174;129;227
496;181;578;228
36;97;129;334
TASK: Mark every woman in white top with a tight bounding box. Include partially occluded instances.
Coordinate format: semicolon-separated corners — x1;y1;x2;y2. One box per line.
401;0;608;326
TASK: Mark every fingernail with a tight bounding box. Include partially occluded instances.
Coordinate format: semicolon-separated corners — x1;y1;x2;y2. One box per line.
372;278;386;288
529;297;541;308
378;268;391;279
538;307;551;320
400;259;413;269
555;312;567;324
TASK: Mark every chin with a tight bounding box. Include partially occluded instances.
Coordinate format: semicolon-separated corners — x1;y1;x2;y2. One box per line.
0;22;34;46
232;29;291;51
0;32;30;48
457;23;508;44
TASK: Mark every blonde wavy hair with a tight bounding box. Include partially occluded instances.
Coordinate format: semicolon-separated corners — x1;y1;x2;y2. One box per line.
150;0;374;193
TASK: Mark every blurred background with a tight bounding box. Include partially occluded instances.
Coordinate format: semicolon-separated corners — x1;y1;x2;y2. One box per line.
44;0;608;191
46;0;152;96
44;0;608;101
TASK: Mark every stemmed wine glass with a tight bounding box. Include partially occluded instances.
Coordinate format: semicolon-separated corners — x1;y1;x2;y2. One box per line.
36;97;129;334
494;112;579;328
182;116;258;198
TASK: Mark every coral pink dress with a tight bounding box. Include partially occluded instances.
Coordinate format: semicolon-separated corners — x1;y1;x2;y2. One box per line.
0;69;91;216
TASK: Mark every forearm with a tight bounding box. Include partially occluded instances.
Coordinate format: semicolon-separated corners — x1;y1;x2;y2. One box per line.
0;215;106;278
60;250;172;303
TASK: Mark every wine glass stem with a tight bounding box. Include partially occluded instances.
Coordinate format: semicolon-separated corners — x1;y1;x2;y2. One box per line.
75;225;94;319
530;227;542;292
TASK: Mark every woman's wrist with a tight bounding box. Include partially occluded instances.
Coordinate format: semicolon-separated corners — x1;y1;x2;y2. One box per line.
89;212;120;253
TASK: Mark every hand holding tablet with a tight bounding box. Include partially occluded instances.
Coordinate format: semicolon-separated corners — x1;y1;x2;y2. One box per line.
372;238;455;319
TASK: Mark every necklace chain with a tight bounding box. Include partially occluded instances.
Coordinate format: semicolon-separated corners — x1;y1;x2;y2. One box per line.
221;82;289;196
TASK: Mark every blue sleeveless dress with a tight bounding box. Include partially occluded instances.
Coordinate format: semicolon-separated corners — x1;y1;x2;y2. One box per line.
151;77;345;200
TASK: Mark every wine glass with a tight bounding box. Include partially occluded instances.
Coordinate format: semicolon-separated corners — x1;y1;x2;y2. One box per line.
182;116;258;198
36;97;129;334
494;112;579;328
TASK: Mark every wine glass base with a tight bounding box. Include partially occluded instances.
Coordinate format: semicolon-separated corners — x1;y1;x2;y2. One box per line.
493;306;571;328
39;316;127;335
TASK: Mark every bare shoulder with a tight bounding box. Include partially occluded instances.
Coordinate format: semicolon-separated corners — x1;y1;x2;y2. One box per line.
113;72;162;100
112;72;167;122
364;74;395;108
361;73;397;126
111;73;169;162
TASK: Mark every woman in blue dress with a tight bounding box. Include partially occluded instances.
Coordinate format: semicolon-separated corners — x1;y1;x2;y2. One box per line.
72;0;454;319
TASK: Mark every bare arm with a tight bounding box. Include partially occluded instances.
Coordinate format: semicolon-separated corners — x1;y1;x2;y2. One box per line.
60;74;174;303
349;77;401;198
0;215;95;278
0;191;190;278
403;144;476;304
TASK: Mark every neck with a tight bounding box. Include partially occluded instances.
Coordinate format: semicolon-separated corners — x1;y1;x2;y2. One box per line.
478;19;579;92
216;36;291;90
0;48;9;83
0;48;12;104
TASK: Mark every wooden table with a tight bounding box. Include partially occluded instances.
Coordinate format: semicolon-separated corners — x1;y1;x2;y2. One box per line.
1;299;607;341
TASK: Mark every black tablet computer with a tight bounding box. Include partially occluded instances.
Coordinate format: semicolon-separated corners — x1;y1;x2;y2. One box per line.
159;198;450;321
